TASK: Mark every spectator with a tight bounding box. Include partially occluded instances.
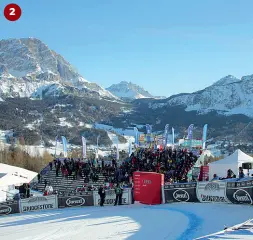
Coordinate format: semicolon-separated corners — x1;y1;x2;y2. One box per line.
37;173;41;183
211;174;219;181
114;183;123;206
98;185;106;207
49;162;53;171
44;179;47;189
239;167;245;179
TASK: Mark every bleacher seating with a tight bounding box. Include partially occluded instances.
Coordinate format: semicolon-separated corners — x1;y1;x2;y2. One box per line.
33;165;106;194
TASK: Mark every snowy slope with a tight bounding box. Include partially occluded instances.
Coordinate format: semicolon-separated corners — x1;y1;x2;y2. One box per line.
0;203;253;240
107;81;164;100
0;38;116;100
150;74;253;117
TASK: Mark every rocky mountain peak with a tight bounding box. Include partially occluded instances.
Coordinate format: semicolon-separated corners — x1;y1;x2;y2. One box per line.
0;38;115;100
107;81;158;100
212;75;240;87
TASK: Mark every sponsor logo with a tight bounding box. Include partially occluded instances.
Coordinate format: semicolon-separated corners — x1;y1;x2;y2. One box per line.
204;182;220;191
173;189;190;202
142;179;152;185
200;194;227;202
66;197;85;207
22;204;54;212
0;205;12;214
233;189;253;204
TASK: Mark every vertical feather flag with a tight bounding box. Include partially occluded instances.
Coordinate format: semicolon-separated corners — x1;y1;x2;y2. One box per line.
61;136;68;157
187;124;194;140
164;124;169;147
134;127;139;145
96;135;100;159
128;140;132;156
146;124;152;143
172;127;175;145
82;136;87;159
116;136;119;160
202;124;208;149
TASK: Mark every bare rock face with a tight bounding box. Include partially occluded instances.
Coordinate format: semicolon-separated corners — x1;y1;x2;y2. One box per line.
0;38;115;100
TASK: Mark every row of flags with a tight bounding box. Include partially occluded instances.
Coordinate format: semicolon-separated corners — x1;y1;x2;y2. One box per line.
134;123;208;149
187;123;208;149
56;134;120;160
56;123;208;159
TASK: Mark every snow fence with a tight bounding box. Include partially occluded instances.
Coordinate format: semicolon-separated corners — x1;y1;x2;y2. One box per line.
163;179;253;204
1;179;253;216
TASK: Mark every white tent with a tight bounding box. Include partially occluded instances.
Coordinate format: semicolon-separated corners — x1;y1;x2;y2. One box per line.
0;163;37;202
209;149;253;179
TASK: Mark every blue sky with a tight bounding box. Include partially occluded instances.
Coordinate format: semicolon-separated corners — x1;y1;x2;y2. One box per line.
1;0;253;97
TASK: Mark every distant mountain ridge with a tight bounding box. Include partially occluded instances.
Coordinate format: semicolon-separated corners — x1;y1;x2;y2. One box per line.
149;74;253;117
1;37;253;146
107;81;165;100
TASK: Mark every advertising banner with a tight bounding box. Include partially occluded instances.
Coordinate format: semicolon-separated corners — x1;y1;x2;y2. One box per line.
58;193;94;208
93;189;131;206
0;200;20;215
163;183;198;203
226;180;253;205
197;181;230;203
182;139;203;148
199;166;209;181
133;172;163;205
20;195;58;213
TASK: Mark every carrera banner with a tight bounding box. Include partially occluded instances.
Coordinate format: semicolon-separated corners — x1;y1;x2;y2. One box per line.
0;200;20;215
58;194;94;208
226;180;253;205
163;183;198;203
197;181;230;203
93;189;131;206
20;195;58;213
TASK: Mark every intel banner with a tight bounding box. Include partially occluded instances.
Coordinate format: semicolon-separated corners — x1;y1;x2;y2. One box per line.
20;195;58;213
197;181;230;203
0;200;20;215
226;180;253;205
163;183;198;203
58;193;94;208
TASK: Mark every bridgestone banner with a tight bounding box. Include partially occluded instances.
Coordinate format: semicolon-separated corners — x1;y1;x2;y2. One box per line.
93;189;131;206
58;193;94;208
197;181;230;203
226;180;253;205
163;183;198;203
20;195;58;213
0;200;20;215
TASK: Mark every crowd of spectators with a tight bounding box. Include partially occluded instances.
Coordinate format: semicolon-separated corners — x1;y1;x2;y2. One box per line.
42;147;199;194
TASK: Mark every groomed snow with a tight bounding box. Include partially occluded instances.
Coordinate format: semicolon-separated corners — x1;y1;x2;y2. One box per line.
0;203;253;240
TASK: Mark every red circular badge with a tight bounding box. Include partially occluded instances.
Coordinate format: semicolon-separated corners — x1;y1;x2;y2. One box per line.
4;3;22;21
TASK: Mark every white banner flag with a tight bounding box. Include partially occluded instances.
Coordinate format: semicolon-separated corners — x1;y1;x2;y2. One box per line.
116;137;119;160
82;136;87;159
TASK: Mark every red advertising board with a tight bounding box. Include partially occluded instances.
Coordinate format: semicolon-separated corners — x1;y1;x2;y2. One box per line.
199;166;209;181
133;172;163;205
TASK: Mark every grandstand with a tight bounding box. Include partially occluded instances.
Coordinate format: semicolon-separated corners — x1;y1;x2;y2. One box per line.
33;164;106;194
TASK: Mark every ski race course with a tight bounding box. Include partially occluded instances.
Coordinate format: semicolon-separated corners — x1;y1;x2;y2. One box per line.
0;203;253;240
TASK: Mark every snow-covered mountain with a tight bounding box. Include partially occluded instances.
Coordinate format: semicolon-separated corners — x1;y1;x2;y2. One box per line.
0;38;116;100
107;81;164;100
150;74;253;117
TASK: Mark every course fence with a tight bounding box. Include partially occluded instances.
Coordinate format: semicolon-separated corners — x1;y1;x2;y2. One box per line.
1;178;253;216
